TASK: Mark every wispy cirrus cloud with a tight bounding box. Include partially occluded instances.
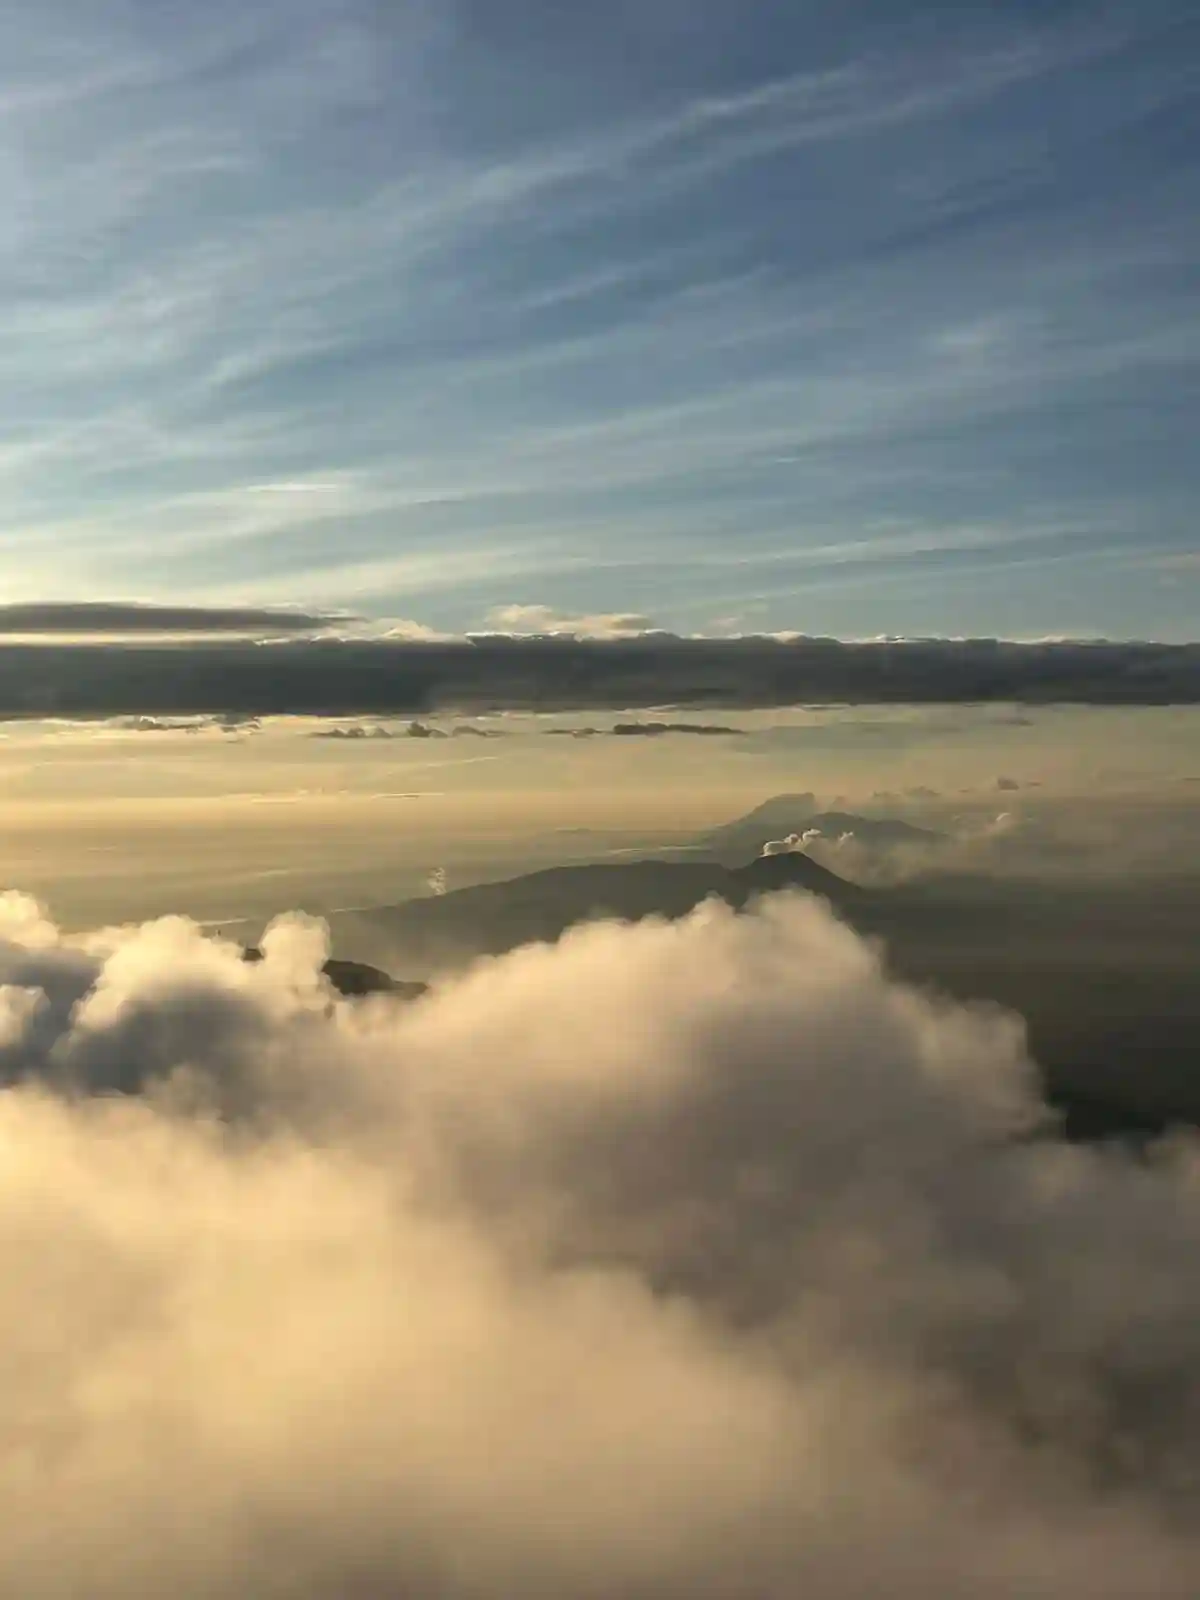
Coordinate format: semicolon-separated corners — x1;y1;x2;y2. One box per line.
0;1;1196;638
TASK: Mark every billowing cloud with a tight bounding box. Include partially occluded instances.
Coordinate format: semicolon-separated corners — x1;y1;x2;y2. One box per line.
1;634;1196;717
1;888;1200;1594
484;604;662;638
314;619;465;644
762;828;831;857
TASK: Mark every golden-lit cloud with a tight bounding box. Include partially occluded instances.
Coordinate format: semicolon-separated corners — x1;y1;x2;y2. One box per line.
0;889;1198;1594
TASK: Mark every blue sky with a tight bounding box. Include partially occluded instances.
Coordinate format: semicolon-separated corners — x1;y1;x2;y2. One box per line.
1;0;1198;639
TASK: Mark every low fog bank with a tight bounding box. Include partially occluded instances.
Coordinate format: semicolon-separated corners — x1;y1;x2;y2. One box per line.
3;890;1200;1594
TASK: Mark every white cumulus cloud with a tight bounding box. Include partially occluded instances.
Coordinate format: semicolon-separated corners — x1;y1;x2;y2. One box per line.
483;603;662;638
0;890;1196;1594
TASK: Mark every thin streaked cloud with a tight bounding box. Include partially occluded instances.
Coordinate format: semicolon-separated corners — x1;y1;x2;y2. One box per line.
0;1;1196;638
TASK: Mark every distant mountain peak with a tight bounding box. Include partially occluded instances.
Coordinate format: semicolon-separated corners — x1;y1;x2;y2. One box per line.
734;847;861;897
703;794;941;865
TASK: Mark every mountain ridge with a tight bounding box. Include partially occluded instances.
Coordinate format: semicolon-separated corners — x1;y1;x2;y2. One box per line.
332;847;864;979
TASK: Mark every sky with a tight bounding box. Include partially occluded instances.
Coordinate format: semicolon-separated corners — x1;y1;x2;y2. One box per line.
2;0;1198;640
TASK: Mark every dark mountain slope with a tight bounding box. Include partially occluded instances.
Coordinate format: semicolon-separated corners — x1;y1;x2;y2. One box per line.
339;851;862;976
330;852;1198;1141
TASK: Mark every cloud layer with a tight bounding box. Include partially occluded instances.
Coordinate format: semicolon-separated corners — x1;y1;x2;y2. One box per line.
0;603;349;635
2;887;1200;1594
2;633;1197;716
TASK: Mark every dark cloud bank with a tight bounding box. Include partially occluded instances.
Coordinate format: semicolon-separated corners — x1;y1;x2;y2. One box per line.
0;602;346;635
2;635;1198;716
4;887;1200;1594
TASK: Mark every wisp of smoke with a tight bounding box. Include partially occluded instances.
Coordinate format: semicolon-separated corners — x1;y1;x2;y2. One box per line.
0;886;1199;1596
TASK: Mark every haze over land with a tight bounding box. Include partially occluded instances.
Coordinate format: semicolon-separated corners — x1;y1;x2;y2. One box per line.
2;701;1197;927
